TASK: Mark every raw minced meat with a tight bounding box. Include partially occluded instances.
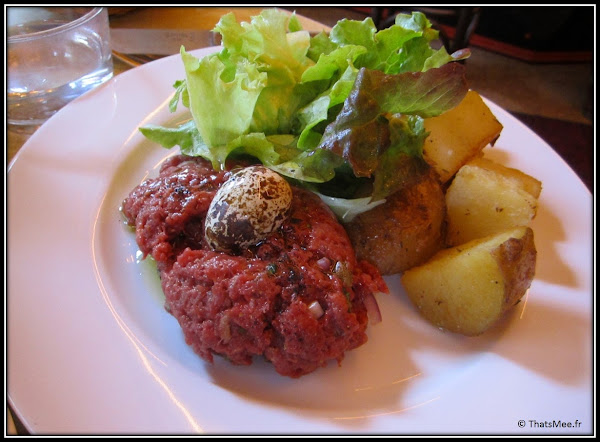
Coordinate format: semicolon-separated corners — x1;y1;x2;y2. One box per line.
121;155;387;378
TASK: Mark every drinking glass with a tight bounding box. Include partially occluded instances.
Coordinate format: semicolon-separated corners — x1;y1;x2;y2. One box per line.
7;7;114;126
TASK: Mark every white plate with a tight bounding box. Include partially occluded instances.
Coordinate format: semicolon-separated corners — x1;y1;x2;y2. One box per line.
7;46;593;435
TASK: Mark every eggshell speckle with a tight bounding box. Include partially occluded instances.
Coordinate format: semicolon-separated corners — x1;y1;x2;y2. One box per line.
205;166;293;252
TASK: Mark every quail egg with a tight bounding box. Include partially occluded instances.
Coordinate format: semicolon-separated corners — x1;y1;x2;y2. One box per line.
205;165;293;253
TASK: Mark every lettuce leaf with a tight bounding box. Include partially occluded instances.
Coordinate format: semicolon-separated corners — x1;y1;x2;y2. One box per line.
315;193;386;223
293;13;468;176
316;64;467;199
139;9;471;215
181;48;267;149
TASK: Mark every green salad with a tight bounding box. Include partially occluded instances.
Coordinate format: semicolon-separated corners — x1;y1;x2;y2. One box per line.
140;8;470;220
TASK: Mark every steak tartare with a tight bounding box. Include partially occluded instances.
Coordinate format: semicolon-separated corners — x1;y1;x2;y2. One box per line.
121;155;387;378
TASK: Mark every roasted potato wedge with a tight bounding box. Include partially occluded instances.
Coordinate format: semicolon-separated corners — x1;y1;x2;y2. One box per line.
423;90;503;183
401;226;536;336
344;168;446;275
445;158;541;246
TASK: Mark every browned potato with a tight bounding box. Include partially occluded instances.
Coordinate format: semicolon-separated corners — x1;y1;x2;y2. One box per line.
344;168;446;275
423;90;503;183
401;226;536;336
445;158;541;246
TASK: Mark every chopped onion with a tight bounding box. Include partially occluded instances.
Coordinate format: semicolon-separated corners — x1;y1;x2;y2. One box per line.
218;315;232;343
364;292;382;324
308;300;324;319
316;257;331;271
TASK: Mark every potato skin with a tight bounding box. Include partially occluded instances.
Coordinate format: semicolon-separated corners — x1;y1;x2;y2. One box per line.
401;226;536;336
491;230;537;309
344;168;446;275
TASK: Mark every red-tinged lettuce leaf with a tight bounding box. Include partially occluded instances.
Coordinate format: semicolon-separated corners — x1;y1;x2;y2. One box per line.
363;63;469;117
318;64;468;179
371;114;430;201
